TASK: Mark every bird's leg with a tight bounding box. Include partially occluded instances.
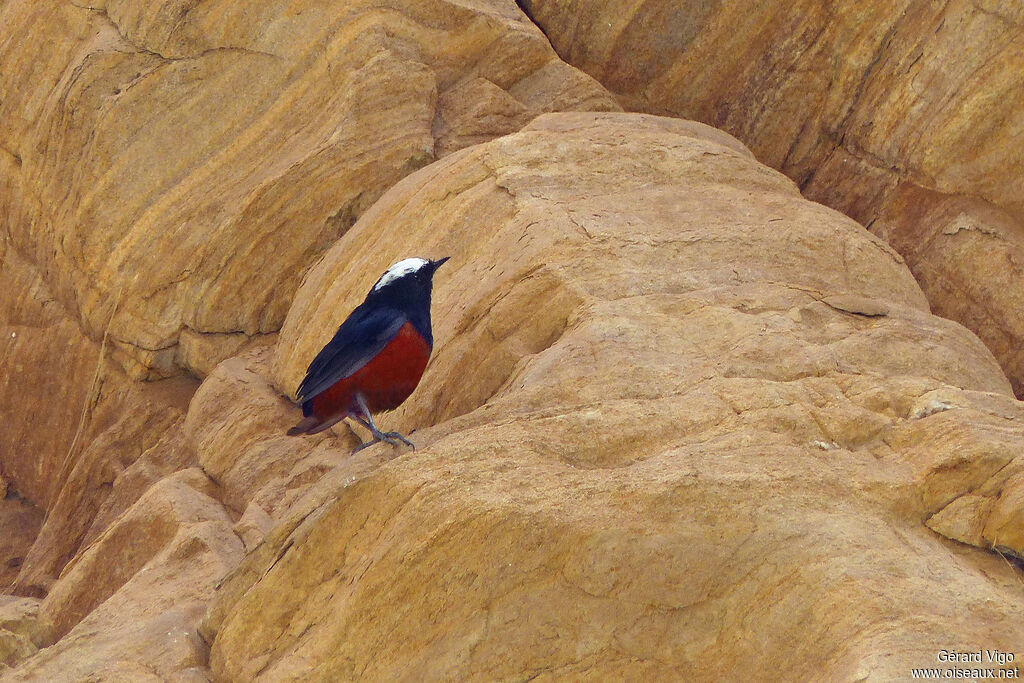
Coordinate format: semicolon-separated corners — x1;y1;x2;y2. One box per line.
350;394;416;451
348;415;375;453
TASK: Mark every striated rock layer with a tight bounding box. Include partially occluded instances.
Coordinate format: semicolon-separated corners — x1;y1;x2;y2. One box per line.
2;104;1022;678
197;114;1022;680
518;0;1024;397
0;0;617;601
0;0;616;378
0;1;1022;678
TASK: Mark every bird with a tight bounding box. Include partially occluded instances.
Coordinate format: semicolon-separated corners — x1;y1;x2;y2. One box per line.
287;256;449;450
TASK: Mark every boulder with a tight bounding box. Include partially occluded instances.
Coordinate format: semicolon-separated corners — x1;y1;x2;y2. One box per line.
872;185;1024;398
1;2;1022;675
517;0;1024;396
4;470;243;681
0;598;43;669
0;497;41;594
198;113;1024;680
10;376;196;598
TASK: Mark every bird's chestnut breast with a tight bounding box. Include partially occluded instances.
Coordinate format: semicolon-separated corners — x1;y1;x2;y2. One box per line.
311;321;432;419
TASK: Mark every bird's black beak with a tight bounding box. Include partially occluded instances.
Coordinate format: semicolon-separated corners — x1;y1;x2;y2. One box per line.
430;256;450;271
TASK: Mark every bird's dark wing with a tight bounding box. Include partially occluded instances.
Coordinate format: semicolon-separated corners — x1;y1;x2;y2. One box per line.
295;304;408;402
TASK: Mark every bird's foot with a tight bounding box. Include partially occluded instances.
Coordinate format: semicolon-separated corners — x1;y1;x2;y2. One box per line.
348;398;416;453
380;431;415;449
350;430;415;453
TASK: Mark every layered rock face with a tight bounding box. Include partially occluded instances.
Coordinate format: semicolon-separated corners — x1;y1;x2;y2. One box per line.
199;113;1024;681
0;0;615;598
519;0;1024;397
13;112;1017;680
1;1;1023;681
0;0;616;378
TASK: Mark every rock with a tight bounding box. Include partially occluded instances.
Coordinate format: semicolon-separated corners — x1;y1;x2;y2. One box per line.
197;113;1024;680
0;232;196;600
4;469;243;681
0;598;45;649
984;472;1024;555
872;184;1024;398
821;295;889;318
0;0;618;604
926;494;994;548
0;0;618;383
908;390;958;421
0;597;43;669
517;0;1024;397
1;2;1023;675
0;314;104;510
39;469;225;640
232;503;274;554
0;497;42;593
926;427;1024;562
176;329;278;381
12;376;196;598
0;630;35;670
184;346;374;521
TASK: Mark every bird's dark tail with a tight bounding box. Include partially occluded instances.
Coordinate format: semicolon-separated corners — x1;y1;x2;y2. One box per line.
287;415;319;436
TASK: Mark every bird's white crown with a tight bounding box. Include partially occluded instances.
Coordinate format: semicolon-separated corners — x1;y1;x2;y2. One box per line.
372;257;431;291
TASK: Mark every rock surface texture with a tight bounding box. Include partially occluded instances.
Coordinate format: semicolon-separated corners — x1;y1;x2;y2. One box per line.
0;0;615;605
195;113;1024;681
518;0;1024;397
1;1;1022;681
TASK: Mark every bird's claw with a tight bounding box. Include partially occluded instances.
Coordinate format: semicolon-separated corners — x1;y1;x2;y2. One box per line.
381;431;416;449
350;431;415;453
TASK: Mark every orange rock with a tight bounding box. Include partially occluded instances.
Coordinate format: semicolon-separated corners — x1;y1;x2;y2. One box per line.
0;0;617;634
873;184;1024;398
0;498;41;592
518;0;1024;396
0;0;618;382
1;2;1023;676
0;596;43;669
11;376;196;598
6;469;243;681
200;113;1024;680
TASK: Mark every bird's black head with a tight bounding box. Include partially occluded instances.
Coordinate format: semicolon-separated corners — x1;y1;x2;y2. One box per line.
364;257;449;341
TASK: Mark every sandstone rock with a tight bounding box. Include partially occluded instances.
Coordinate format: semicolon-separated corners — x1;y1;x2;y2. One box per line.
184;347;373;521
12;376;196;598
176;329;278;381
1;227;196;588
517;0;1024;396
0;598;45;649
196;113;1024;680
39;468;223;640
984;472;1024;554
0;498;42;593
0;0;617;609
0;597;43;669
4;469;243;681
2;3;1023;675
0;314;102;510
233;502;275;554
520;0;1024;215
0;630;35;671
0;0;617;384
872;184;1024;398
